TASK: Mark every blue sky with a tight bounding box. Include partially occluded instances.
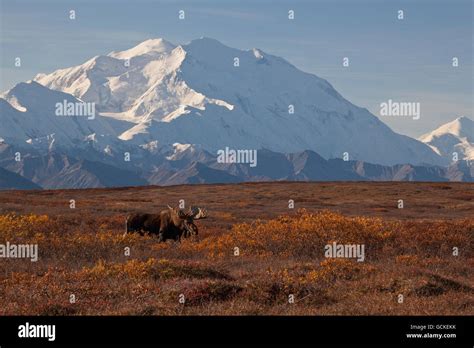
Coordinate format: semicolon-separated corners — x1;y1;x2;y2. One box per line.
0;0;472;137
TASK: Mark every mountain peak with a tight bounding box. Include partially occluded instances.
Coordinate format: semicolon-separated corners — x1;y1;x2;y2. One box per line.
454;116;472;126
2;80;73;109
184;37;232;51
5;80;44;94
108;38;176;59
423;116;473;140
419;116;474;160
191;36;224;44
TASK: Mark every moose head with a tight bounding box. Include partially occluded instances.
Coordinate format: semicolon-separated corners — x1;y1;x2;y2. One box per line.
167;205;208;238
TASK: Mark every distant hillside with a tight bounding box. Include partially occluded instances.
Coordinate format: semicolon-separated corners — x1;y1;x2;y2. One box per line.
0;167;41;190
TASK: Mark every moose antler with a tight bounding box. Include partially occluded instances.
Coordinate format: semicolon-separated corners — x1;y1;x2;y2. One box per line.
168;205;187;218
168;205;207;220
189;206;207;220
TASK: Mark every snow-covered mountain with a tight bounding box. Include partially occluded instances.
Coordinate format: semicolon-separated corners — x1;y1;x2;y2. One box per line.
419;116;474;161
28;37;443;166
0;81;130;150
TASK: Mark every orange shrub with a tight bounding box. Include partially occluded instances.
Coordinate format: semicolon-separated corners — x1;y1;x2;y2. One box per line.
0;213;56;241
181;210;473;261
188;210;396;259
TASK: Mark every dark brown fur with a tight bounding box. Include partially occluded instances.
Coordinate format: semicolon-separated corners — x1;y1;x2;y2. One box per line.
124;206;206;242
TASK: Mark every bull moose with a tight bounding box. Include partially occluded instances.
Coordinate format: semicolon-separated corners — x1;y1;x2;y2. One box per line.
124;206;207;242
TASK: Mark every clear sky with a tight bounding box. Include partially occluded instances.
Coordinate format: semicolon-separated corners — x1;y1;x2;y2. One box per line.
0;0;472;137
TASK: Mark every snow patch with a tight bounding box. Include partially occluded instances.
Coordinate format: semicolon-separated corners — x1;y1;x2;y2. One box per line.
108;38;176;59
252;48;264;60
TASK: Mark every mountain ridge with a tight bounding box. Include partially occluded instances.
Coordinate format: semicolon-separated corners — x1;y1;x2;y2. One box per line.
27;37;445;166
1;146;471;190
1;37;471;189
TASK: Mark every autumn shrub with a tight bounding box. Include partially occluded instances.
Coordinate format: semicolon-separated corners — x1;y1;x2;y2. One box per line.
79;258;231;282
186;210;396;259
0;213;58;242
1;207;472;315
183;209;473;261
180;280;243;306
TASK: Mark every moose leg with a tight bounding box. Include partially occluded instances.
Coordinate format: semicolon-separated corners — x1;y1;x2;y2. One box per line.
158;230;165;242
157;218;167;242
123;218;130;237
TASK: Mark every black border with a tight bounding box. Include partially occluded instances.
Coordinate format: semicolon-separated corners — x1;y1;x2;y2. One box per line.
0;315;472;346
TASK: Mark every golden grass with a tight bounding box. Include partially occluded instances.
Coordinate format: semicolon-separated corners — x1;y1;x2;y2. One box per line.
0;208;472;315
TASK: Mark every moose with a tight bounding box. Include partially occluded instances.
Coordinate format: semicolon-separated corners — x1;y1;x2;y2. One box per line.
124;206;207;242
